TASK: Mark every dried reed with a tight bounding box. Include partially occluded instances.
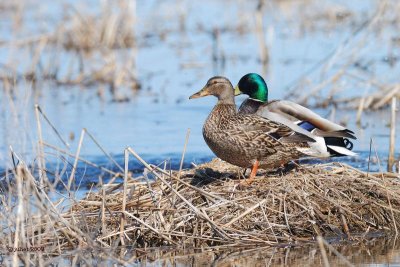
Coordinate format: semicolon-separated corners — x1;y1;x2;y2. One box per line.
388;97;397;172
0;0;139;95
29;155;400;253
2;141;400;264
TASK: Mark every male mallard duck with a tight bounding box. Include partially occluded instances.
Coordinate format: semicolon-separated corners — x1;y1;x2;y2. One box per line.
189;76;325;185
234;73;357;157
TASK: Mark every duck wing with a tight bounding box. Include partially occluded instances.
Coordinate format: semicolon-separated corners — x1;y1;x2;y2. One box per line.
257;100;356;139
228;114;316;144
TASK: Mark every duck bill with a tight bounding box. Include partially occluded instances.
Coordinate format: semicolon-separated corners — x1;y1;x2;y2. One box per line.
189;87;209;99
234;85;242;96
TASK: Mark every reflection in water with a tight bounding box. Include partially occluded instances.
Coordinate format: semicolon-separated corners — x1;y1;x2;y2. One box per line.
148;238;400;266
48;237;400;266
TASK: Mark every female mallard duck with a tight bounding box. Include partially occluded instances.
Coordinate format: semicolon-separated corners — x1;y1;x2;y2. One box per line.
189;76;326;185
234;73;357;157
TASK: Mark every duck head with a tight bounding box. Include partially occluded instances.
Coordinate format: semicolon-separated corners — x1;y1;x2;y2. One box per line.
234;73;268;102
189;76;234;101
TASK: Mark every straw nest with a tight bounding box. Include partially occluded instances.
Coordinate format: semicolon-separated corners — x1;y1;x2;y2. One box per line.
56;159;400;250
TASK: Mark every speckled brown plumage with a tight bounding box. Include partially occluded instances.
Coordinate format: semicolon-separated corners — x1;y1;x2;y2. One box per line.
189;76;315;170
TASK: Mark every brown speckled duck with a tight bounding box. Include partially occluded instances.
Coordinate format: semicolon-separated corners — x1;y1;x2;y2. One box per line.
189;76;323;185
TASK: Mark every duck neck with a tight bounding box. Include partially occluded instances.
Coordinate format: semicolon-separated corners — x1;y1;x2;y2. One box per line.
210;100;237;119
217;95;236;105
238;98;264;115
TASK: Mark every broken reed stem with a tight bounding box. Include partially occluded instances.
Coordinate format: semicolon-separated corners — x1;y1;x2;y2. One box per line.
120;148;129;245
43;142;119;176
36;105;70;148
123;211;178;246
35;104;47;184
320;238;355;267
13;166;24;266
177;128;190;180
85;129;124;173
388;97;396;172
68;129;85;192
224;199;267;227
317;236;331;267
101;177;106;241
367;138;373;178
171;128;191;214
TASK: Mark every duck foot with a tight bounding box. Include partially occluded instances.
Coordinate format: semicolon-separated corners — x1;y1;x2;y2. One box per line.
239;160;259;187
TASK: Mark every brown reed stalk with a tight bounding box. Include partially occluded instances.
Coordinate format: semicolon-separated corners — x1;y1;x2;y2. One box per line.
178;129;190;180
320;237;354;267
36;106;70;148
85;129;124;172
171;129;191;209
35;104;47;184
43;142;120;177
317;236;330;267
67;129;85;192
388;97;396;172
120;148;129;245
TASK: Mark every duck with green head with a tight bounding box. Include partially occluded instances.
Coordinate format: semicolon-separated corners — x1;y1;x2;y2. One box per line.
189;76;330;185
234;73;357;157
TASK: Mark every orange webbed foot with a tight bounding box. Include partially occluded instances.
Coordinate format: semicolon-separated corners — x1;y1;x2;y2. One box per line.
238;160;259;188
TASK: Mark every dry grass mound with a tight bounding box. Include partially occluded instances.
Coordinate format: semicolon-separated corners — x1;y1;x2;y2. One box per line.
58;159;400;250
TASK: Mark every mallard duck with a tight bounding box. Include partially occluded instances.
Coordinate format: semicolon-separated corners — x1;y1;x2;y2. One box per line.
189;76;325;185
234;73;357;157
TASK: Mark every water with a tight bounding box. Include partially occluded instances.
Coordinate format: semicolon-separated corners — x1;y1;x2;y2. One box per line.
0;0;399;265
1;0;399;167
14;236;399;266
119;236;400;266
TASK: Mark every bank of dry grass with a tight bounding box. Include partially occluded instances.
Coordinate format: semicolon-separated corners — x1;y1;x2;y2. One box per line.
1;146;400;264
63;158;400;249
5;157;399;252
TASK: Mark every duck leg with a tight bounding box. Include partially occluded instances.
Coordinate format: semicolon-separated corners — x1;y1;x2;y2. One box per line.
240;160;259;186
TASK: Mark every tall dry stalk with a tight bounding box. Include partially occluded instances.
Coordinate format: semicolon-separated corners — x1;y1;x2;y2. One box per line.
388;97;397;172
35;104;47;184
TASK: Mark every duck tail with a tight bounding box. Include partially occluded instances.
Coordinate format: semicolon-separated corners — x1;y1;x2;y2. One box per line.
325;137;357;157
297;121;357;157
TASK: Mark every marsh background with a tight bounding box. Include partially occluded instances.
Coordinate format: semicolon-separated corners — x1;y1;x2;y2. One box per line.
1;0;399;265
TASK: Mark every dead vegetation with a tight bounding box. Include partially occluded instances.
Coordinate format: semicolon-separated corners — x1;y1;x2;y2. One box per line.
63;158;400;248
0;0;139;98
2;149;399;265
283;0;400;112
